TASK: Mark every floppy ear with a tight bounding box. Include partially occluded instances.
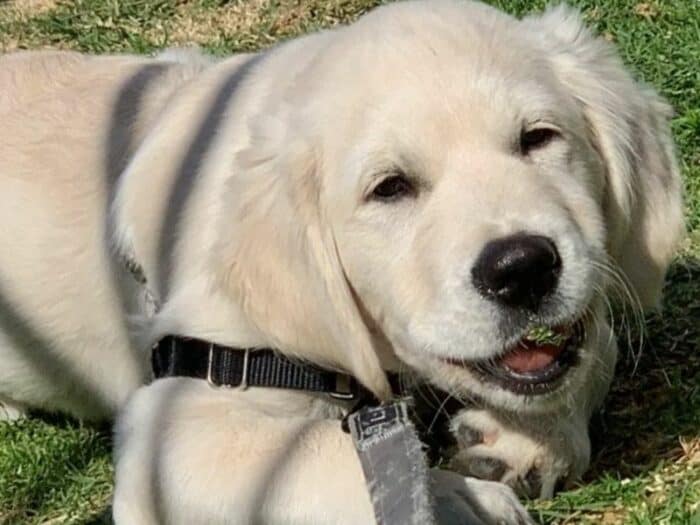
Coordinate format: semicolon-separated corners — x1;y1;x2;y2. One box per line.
214;113;391;400
525;5;685;309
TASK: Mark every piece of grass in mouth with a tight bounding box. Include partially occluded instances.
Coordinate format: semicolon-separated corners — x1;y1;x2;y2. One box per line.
524;325;568;346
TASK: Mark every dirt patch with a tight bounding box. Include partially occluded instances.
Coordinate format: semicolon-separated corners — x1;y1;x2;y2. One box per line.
158;0;379;50
163;0;270;46
4;0;58;17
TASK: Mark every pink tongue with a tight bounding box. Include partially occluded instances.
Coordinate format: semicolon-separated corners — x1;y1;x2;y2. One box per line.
499;342;564;374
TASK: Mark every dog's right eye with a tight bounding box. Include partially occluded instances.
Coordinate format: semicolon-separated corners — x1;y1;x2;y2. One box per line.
370;174;415;202
520;127;560;155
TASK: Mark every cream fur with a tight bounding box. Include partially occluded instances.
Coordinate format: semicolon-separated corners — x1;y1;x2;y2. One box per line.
0;0;683;523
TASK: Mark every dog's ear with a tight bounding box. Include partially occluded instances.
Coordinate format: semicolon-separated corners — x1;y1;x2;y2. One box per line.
214;113;391;400
525;5;685;309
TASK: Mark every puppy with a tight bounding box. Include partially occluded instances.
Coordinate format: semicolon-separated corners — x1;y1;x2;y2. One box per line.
0;0;683;522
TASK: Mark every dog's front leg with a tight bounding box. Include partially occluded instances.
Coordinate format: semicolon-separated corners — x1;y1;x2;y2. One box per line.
113;378;532;524
112;378;377;525
448;323;618;499
447;405;591;499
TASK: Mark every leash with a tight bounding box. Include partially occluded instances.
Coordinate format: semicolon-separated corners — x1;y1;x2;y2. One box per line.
346;400;435;524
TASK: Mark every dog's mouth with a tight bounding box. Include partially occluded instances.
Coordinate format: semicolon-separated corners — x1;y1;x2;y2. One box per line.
441;319;585;395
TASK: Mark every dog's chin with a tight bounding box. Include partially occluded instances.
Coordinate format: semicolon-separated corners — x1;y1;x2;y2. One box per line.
419;318;586;403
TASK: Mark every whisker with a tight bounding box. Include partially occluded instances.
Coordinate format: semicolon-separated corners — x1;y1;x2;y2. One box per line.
590;257;646;373
426;392;455;435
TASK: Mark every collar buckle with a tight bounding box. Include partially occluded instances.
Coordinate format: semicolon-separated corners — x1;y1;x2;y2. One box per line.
329;374;357;400
207;345;250;390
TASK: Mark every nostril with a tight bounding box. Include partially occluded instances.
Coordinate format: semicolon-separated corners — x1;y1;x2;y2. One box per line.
471;233;561;311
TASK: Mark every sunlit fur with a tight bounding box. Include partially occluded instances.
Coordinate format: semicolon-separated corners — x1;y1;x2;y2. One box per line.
0;1;683;522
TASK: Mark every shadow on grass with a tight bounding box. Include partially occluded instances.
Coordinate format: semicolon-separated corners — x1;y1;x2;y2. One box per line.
588;255;700;479
24;410;113;435
0;415;113;525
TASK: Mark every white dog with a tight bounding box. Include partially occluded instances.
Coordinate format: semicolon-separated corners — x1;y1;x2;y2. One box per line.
0;0;683;523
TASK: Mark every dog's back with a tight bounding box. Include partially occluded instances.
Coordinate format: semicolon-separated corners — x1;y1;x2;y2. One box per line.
0;50;209;419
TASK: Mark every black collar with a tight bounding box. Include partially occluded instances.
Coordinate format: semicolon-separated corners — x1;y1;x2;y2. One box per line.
151;336;459;462
151;335;369;400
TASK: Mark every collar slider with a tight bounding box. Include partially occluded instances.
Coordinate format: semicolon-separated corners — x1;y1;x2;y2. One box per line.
329;374;357;400
207;345;250;390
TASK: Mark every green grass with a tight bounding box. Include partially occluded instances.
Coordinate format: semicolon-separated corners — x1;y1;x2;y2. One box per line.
0;416;112;524
0;0;698;523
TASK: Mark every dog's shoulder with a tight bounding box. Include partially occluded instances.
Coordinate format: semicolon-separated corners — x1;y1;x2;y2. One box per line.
0;51;87;110
0;49;215;117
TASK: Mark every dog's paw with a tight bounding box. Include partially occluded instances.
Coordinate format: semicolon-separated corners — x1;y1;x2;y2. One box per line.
431;469;534;525
447;408;590;499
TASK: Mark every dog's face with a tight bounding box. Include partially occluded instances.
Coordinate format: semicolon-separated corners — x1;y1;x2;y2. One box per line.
326;53;604;409
222;1;683;408
317;5;606;409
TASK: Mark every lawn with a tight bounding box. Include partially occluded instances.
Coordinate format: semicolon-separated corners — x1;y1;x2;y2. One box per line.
0;0;698;523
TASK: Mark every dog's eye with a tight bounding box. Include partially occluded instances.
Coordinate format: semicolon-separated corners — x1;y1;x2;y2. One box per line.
371;174;415;201
520;127;559;155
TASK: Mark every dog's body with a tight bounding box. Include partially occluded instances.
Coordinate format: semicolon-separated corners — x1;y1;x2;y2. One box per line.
0;49;220;419
0;1;683;523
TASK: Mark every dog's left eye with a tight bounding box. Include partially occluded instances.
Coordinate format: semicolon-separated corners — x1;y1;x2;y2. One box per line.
520;127;559;155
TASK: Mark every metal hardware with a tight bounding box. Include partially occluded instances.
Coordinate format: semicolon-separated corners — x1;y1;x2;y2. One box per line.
207;345;250;390
329;374;357;400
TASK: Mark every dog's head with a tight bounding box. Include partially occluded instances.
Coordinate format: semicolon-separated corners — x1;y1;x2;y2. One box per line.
217;1;684;409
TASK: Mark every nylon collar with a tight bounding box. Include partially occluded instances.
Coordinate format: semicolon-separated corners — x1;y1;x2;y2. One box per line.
151;335;370;400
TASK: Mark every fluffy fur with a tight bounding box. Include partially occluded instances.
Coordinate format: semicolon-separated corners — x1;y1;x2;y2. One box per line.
0;1;683;523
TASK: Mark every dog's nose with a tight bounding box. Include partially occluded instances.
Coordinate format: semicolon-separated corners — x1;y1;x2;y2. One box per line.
471;233;561;311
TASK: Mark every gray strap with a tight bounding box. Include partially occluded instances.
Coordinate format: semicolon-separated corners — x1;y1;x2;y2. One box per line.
347;400;435;525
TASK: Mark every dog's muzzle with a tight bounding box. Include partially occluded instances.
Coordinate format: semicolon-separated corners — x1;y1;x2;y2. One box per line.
442;319;585;395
